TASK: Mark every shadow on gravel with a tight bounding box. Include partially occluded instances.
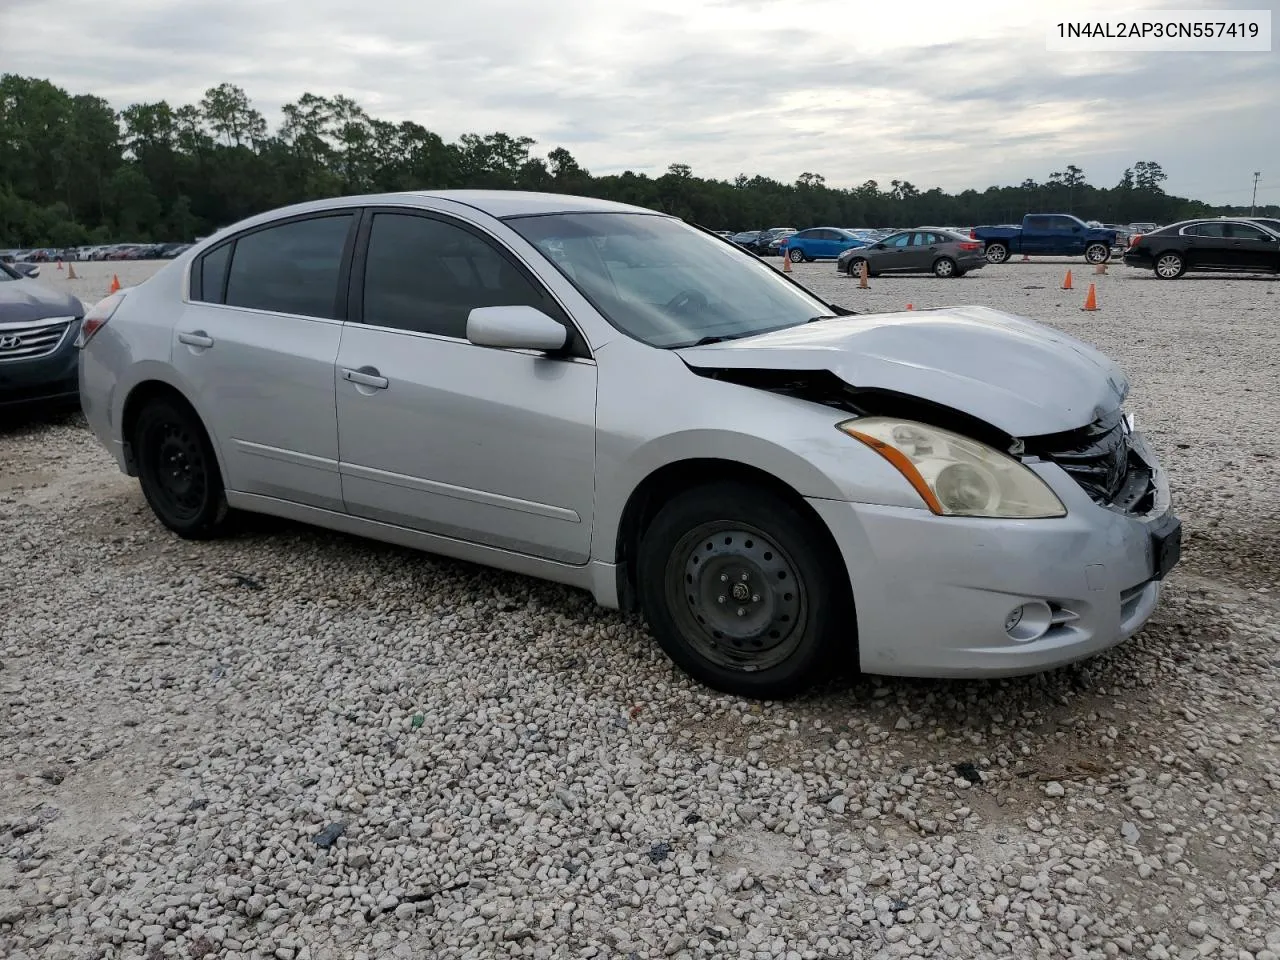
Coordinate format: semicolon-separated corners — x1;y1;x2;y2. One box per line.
0;403;83;437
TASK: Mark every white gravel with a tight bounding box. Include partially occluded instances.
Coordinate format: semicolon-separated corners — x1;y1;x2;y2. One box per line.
2;258;1278;959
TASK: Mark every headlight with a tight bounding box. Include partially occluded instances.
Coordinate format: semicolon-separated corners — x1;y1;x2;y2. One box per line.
837;417;1067;518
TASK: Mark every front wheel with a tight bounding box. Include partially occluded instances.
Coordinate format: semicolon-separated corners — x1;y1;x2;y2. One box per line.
133;397;232;539
846;257;870;278
933;257;957;278
1084;242;1110;264
637;483;849;699
1154;252;1185;279
984;242;1009;264
788;248;805;263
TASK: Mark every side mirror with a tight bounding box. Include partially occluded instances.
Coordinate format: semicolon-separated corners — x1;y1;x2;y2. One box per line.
873;243;885;250
467;305;567;353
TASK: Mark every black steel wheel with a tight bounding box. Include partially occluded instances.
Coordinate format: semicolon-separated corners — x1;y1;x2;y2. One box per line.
133;397;230;539
637;482;850;698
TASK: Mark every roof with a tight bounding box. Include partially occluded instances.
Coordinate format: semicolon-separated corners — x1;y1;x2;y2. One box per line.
404;189;661;219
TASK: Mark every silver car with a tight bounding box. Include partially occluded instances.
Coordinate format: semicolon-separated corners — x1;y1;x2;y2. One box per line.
78;191;1181;698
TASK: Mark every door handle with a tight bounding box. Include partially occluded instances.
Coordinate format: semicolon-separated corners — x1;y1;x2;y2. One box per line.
178;331;214;348
342;367;389;389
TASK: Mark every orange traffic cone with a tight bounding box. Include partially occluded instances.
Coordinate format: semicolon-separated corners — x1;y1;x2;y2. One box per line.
906;303;914;311
67;263;78;280
858;260;869;289
1081;283;1098;311
782;250;792;273
1062;269;1073;290
1094;261;1107;275
57;260;64;271
109;274;121;293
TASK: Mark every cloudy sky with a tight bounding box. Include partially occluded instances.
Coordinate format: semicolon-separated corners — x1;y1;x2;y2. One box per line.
3;0;1277;204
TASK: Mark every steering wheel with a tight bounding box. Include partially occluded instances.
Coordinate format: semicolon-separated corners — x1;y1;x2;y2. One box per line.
664;290;709;313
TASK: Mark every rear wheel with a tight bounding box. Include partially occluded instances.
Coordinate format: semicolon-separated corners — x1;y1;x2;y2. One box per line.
133;397;231;539
637;482;849;698
1084;242;1110;264
1154;252;1185;279
933;257;958;278
985;242;1009;264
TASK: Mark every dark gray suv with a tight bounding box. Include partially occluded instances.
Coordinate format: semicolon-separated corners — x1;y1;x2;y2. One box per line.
0;260;86;411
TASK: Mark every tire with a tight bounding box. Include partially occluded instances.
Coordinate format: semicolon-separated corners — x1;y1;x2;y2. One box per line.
846;257;870;278
1153;252;1185;279
1084;243;1110;264
788;248;805;263
933;257;958;278
132;397;232;539
636;482;849;699
984;242;1009;264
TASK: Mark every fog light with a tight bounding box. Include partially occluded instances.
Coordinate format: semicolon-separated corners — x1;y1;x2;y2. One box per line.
1004;601;1052;642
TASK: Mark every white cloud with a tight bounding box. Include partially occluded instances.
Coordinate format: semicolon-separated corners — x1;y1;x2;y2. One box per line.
2;0;1276;201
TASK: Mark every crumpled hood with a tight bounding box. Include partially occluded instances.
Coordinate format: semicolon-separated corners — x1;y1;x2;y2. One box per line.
0;279;84;323
675;305;1128;437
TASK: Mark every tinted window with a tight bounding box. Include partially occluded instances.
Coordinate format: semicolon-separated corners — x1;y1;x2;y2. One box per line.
1225;223;1270;240
195;242;231;302
1185;222;1225;238
886;233;912;248
224;214;353;319
1026;216;1053;230
362;213;562;341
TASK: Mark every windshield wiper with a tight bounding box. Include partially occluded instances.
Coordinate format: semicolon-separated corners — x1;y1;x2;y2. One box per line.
687;334;732;346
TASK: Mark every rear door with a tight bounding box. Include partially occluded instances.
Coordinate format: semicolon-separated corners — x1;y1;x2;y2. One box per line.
334;209;597;564
176;211;356;511
1020;215;1058;255
1181;222;1230;268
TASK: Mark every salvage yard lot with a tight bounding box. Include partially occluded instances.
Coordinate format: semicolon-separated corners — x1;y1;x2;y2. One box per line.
2;260;1279;960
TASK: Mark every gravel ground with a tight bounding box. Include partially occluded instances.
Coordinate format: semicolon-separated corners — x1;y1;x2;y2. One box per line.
2;258;1278;960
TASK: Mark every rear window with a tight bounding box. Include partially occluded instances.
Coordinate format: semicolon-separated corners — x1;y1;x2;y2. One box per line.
223;215;353;319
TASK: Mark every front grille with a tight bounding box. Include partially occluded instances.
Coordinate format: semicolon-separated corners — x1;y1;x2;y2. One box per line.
0;316;76;362
1026;409;1152;511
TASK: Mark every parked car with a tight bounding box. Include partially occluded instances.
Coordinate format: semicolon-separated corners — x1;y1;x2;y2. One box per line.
838;228;986;278
781;228;868;263
1242;217;1280;235
760;230;798;256
729;230;762;247
747;227;796;255
78;190;1180;698
0;253;42;279
973;214;1118;264
1123;218;1280;279
0;259;86;410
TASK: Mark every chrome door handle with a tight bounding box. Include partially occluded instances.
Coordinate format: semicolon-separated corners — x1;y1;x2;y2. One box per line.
178;331;214;348
342;367;389;389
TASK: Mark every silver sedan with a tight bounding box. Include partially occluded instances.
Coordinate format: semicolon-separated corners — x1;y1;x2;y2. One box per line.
78;191;1181;698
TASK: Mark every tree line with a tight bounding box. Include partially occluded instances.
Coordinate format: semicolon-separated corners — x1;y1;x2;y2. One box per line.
1;74;1272;247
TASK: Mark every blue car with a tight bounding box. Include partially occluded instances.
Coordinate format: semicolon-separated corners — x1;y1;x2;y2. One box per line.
781;227;868;263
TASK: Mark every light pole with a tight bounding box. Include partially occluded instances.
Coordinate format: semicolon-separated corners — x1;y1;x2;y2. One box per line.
1252;172;1261;216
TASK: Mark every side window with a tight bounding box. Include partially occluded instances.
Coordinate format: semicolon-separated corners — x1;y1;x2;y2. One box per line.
1026;216;1052;230
1226;223;1267;240
224;214;354;319
193;242;231;303
1187;222;1224;238
887;233;912;248
362;213;570;343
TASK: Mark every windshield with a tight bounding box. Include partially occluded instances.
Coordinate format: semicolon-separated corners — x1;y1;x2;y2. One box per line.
505;213;832;348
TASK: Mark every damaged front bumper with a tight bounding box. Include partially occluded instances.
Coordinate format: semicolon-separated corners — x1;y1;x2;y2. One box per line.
806;431;1180;678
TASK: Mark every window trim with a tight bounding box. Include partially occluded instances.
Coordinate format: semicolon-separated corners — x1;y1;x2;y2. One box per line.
188;210;359;322
347;206;593;360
